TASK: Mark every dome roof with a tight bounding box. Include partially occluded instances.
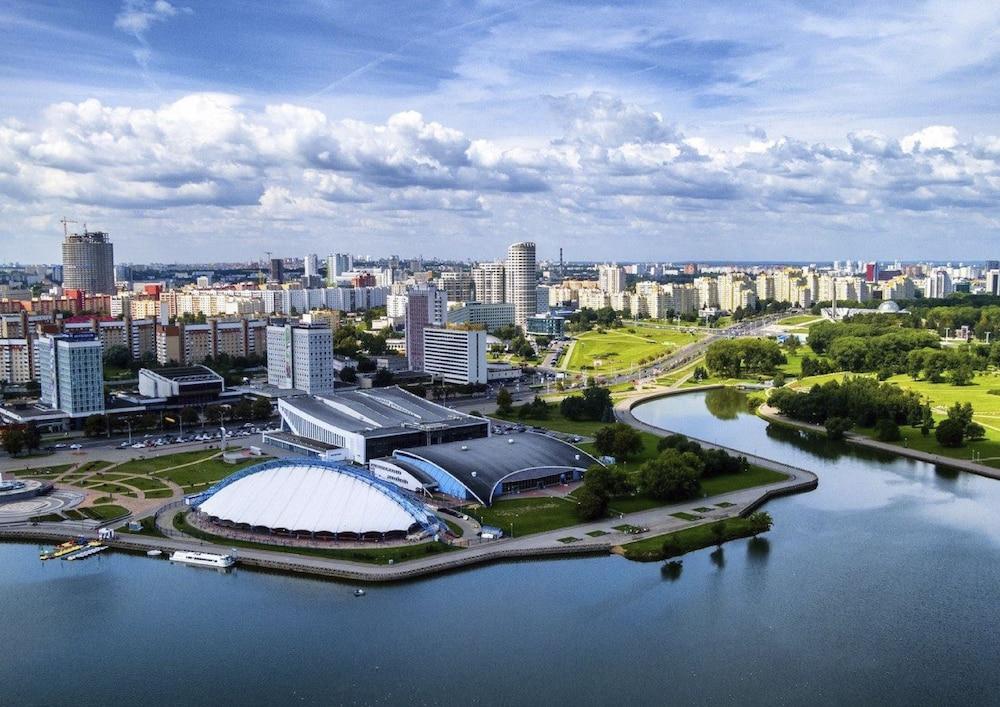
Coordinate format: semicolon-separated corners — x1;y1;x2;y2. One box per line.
877;300;901;313
197;460;435;535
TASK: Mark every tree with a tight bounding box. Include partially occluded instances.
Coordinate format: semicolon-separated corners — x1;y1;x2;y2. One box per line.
935;417;965;448
22;422;41;453
84;414;106;437
874;418;902;442
340;366;358;383
575;484;608;521
180;407;199;425
966;422;986;441
205;405;224;425
710;521;727;547
747;511;773;536
103;344;132;369
951;364;974;386
252;397;274;421
594;423;643;462
772;371;786;388
496;387;513;414
639;449;703;501
2;428;24;456
231;399;253;421
372;368;394;387
824;416;853;441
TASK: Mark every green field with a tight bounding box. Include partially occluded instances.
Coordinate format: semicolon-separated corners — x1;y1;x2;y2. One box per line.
17;464;73;477
80;504;130;521
113;451;218;476
155;457;267;489
621;516;763;561
778;315;823;326
493;407;608;437
465;497;582;536
564;326;702;374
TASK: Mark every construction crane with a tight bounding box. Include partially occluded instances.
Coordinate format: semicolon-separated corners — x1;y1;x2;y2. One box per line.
59;216;78;236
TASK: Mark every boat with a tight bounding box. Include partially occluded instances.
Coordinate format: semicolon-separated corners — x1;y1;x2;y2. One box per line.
64;544;107;561
40;538;86;561
354;589;366;597
168;551;236;569
146;550;163;557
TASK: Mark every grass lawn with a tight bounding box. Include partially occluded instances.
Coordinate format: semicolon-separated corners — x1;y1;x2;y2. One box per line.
155;457;267;489
565;326;702;375
586;530;608;537
86;472;132;481
464;497;582;536
80;504;130;521
702;466;787;495
173;512;457;564
17;464;73;477
778;315;823;326
143;489;174;499
114;451;219;476
117;475;169;491
622;517;762;561
671;512;702;521
493;407;608;437
85;482;137;497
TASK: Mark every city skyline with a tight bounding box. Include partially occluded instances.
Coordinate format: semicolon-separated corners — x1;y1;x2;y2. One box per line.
2;1;1000;262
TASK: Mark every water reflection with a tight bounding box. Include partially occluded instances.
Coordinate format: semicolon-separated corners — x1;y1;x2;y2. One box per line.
747;536;770;561
709;547;725;569
704;387;744;420
661;560;683;581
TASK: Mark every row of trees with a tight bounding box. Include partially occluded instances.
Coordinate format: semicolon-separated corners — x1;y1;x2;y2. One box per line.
705;339;786;378
2;423;42;456
768;376;924;429
81;397;274;437
559;384;613;422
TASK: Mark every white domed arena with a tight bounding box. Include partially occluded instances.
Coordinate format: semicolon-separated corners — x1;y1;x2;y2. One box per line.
190;459;442;541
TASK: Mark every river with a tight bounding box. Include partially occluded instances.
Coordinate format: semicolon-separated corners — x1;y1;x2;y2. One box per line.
3;389;1000;706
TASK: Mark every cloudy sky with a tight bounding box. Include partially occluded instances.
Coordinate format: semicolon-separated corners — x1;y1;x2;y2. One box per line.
2;0;999;264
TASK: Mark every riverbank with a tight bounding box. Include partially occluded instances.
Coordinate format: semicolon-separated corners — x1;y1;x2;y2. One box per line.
757;404;1000;482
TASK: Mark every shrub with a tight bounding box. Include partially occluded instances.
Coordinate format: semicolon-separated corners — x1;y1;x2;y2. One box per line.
935;418;965;448
874;419;902;442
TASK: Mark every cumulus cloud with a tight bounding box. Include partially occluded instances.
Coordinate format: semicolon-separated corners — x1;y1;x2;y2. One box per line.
3;91;1000;258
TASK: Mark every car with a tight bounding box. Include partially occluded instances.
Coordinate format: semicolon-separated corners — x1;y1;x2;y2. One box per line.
69;443;82;450
572;436;582;443
118;442;130;448
54;443;67;449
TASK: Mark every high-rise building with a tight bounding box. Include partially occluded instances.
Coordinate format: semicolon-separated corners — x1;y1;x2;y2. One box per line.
987;270;1000;296
266;323;334;394
62;230;115;294
440;271;474;303
326;253;353;284
405;284;447;371
505;242;536;330
304;253;319;279
269;258;285;284
925;269;953;299
36;332;104;416
598;264;625;294
472;262;505;304
422;327;487;384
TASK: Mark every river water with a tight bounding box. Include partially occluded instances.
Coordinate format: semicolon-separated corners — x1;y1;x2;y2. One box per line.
3;389;1000;706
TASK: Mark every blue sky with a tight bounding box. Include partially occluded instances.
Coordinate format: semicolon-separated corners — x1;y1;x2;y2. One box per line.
2;0;999;263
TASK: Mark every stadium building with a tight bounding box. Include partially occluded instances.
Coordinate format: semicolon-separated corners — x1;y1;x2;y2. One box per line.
189;459;443;541
383;433;599;505
265;386;489;463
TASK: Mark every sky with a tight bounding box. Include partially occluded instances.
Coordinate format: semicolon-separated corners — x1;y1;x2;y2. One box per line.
1;0;1000;264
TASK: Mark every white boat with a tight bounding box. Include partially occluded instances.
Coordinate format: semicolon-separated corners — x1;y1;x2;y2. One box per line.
65;545;107;561
168;551;236;568
146;550;163;557
354;589;366;597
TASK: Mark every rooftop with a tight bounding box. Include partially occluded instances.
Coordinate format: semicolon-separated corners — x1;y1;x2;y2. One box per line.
395;433;598;504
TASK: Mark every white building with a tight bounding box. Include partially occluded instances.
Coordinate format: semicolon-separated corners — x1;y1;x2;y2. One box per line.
925;269;954;299
987;270;1000;296
446;301;515;331
0;339;32;384
422;327;487;385
36;333;105;416
506;242;537;329
472;262;505;304
266;324;335;394
598;264;625;294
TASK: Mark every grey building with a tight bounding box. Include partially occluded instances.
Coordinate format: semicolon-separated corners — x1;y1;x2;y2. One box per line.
62;230;115;294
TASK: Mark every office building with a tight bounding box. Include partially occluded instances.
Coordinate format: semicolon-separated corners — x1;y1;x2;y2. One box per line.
505;242;537;329
266;323;335;394
446;302;515;331
62;230;115;295
422;327;487;384
925;269;954;299
405;285;446;371
526;313;565;337
326;253;353;284
304;253;319;279
269;258;285;284
36;332;104;416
